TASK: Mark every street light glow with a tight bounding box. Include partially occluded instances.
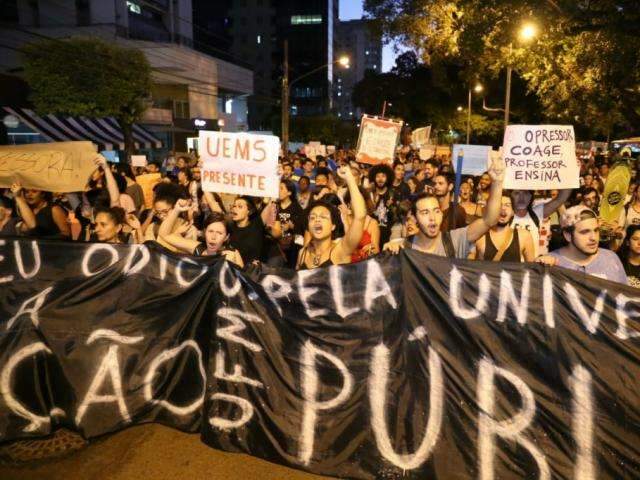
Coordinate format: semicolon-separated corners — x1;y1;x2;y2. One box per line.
474;84;483;93
457;106;463;112
338;56;350;67
519;23;537;42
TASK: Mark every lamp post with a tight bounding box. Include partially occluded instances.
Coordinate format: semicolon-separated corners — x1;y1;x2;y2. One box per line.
504;22;537;129
466;83;483;144
281;49;349;154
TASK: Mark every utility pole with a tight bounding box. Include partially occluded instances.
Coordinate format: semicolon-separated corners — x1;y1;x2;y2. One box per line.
281;40;289;157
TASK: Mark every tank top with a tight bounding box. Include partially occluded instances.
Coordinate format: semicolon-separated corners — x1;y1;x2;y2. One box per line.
297;243;338;270
30;204;61;237
483;229;521;262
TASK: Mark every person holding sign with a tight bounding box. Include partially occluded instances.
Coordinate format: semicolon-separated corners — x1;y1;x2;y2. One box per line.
10;182;70;239
384;152;505;258
296;166;365;270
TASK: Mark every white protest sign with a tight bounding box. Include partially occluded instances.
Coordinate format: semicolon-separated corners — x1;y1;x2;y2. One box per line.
304;142;326;161
411;126;431;148
131;155;147;167
452;144;492;176
356;115;403;165
326;145;336;155
503;125;579;190
199;130;279;198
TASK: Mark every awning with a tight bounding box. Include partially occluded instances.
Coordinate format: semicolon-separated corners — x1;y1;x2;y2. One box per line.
2;107;163;151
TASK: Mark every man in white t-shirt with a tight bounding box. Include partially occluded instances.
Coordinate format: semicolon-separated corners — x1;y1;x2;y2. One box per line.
510;189;571;257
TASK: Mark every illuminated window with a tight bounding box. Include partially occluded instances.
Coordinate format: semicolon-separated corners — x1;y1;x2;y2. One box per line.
291;15;322;25
127;1;141;14
257;34;261;44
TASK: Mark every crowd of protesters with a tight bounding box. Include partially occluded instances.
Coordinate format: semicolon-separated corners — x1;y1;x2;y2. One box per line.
0;145;637;286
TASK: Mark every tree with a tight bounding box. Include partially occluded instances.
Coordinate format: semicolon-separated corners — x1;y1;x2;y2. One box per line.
364;0;640;137
22;37;152;159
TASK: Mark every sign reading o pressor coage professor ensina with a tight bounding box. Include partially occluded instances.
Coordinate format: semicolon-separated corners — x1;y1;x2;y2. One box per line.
503;125;579;190
199;130;279;198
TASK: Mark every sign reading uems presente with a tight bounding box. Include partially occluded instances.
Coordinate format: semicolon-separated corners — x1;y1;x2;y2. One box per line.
1;239;639;479
199;130;279;197
503;125;579;190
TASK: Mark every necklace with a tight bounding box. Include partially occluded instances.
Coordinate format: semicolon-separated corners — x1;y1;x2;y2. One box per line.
310;242;331;267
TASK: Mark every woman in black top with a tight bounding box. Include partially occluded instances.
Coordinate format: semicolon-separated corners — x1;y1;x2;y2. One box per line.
228;196;280;265
158;200;243;267
618;225;640;288
11;182;70;238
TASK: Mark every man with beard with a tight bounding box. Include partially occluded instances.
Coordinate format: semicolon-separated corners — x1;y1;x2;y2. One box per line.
368;164;396;245
470;194;535;262
510;188;571;257
433;173;466;231
384;153;505;258
536;206;627;284
423;160;439;191
391;162;411;201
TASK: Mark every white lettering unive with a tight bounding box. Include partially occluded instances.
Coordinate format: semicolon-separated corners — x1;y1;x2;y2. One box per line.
175;258;208;288
614;293;640;340
329;266;359;318
0;342;60;433
6;286;53;330
477;358;550;480
496;270;530;325
260;274;292;317
14;240;41;279
209;393;254;430
449;266;490;319
144;340;206;416
122;244;150;276
0;240;14;284
219;261;241;297
81;243;119;277
571;365;595;480
159;254;168;280
297;269;329;317
298;340;353;465
564;283;606;334
369;343;443;470
543;274;555;328
365;260;397;312
214;349;263;388
216;307;264;352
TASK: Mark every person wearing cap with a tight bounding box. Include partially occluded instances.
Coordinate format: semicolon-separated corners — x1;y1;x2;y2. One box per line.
536;205;628;285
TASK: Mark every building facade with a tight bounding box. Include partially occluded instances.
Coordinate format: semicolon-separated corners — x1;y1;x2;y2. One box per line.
335;19;382;120
0;0;253;155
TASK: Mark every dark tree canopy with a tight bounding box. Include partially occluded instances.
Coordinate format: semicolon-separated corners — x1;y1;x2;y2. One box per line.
364;0;640;137
22;37;152;156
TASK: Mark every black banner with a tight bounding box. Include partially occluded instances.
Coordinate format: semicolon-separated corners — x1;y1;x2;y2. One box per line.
0;238;639;479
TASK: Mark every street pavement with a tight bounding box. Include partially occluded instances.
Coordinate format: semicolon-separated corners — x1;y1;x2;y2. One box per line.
0;424;330;480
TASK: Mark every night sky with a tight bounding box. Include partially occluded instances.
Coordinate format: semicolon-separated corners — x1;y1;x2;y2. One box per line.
339;0;401;72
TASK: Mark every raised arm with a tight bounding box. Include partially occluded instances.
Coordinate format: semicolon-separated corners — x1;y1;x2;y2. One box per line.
467;153;505;243
542;189;571;219
158;200;199;253
94;156;120;207
337;166;366;255
10;182;36;231
203;191;224;213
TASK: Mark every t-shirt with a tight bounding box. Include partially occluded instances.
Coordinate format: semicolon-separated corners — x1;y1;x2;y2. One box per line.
126;183;145;212
230;216;265;264
511;203;545;257
625;204;640;227
277;201;305;236
118;193;136;214
624;262;640;288
408;226;472;259
549;248;628;285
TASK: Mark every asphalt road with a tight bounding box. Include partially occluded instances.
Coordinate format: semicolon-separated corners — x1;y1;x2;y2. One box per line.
0;424;330;480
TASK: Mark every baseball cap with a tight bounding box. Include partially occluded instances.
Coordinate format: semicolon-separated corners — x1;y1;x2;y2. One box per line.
560;205;597;229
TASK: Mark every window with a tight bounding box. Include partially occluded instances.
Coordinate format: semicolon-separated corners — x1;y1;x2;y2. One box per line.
257;34;261;44
225;99;233;114
126;1;141;14
291;15;322;25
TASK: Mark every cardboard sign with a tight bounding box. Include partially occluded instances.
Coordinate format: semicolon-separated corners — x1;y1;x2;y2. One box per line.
356;115;403;165
131;155;147;167
503;125;579;190
136;173;162;209
452;144;492;176
411;126;431;148
199;130;279;198
0;141;99;192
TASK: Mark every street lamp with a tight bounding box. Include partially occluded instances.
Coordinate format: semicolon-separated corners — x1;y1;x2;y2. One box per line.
504;22;538;129
466;83;483;143
457;106;463;112
281;40;350;154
